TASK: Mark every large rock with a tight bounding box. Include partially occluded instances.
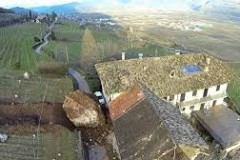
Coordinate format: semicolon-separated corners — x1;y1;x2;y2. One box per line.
63;90;105;128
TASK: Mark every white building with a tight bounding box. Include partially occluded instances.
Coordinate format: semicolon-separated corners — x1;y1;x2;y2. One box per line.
165;83;228;116
95;53;234;117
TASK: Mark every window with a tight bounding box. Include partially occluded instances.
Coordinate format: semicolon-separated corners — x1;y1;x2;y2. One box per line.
180;93;185;102
169;95;174;101
163;97;167;100
192;91;197;96
216;85;221;91
200;103;205;110
213;100;217;107
190;106;194;110
182;107;185;111
203;89;208;97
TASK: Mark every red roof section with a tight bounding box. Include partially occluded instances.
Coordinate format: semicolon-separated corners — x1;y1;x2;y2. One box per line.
109;84;144;120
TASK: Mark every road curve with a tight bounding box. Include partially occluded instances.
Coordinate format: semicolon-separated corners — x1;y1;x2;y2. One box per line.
68;68;91;94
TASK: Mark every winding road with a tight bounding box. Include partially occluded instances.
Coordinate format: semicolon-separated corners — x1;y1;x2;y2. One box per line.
35;20;57;54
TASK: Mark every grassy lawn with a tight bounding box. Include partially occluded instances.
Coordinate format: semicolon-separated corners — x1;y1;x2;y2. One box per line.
0;22;48;70
227;63;240;112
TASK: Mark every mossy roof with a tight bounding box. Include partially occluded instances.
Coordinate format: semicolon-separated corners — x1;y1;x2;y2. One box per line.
95;53;235;98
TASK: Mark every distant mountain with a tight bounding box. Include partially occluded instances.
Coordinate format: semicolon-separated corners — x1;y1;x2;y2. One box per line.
28;0;240;21
0;7;23;27
31;2;83;14
0;7;14;14
11;7;33;16
190;0;240;21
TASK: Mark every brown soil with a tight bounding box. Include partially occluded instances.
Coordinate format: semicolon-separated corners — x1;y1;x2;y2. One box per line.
0;101;75;132
0;100;114;159
0;99;113;142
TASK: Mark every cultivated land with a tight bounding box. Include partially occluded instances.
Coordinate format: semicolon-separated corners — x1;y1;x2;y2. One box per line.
0;20;77;160
0;22;49;70
107;10;240;61
0;124;77;160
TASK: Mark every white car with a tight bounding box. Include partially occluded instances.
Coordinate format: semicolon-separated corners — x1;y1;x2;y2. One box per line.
0;133;8;143
94;91;105;105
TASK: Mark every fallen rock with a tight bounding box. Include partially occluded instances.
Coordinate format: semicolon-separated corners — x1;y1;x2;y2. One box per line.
63;90;105;128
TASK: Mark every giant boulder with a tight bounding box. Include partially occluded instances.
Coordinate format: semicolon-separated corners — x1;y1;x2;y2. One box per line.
63;90;105;128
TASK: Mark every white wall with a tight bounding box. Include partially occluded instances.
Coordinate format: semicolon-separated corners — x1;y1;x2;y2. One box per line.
166;83;228;116
179;97;225;115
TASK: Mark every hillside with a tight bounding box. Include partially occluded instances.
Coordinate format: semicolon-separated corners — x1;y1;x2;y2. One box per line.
0;7;14;13
0;13;23;27
31;2;82;14
0;7;25;27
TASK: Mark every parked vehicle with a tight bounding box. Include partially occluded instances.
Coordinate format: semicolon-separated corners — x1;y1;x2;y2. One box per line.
0;133;8;143
94;91;105;105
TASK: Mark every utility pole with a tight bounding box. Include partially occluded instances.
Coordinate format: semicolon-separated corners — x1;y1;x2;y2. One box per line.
66;47;69;63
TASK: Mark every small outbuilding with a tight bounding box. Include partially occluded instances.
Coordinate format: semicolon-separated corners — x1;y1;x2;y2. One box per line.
193;105;240;152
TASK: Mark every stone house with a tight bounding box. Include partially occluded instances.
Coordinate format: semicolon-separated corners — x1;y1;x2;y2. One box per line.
95;53;234;117
108;84;208;159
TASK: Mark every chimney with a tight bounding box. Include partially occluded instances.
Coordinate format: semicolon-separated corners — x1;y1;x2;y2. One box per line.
122;52;125;60
206;58;211;65
138;53;143;60
204;66;209;73
175;50;181;55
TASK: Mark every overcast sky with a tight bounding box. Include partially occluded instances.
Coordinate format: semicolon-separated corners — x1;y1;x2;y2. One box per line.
0;0;194;8
0;0;83;8
0;0;238;9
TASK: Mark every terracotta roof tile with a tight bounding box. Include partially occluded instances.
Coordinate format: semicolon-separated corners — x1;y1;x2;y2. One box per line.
109;84;144;120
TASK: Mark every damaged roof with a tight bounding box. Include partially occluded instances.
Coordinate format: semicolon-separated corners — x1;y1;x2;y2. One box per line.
95;53;234;97
193;106;240;150
110;84;208;159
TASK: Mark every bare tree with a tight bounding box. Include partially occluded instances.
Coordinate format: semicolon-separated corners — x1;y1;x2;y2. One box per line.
81;28;98;72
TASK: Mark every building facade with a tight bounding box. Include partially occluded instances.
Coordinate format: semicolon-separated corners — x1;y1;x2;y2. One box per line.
165;83;228;116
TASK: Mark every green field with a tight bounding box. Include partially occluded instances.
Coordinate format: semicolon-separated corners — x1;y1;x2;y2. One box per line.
0;22;49;70
227;63;240;112
43;22;83;64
